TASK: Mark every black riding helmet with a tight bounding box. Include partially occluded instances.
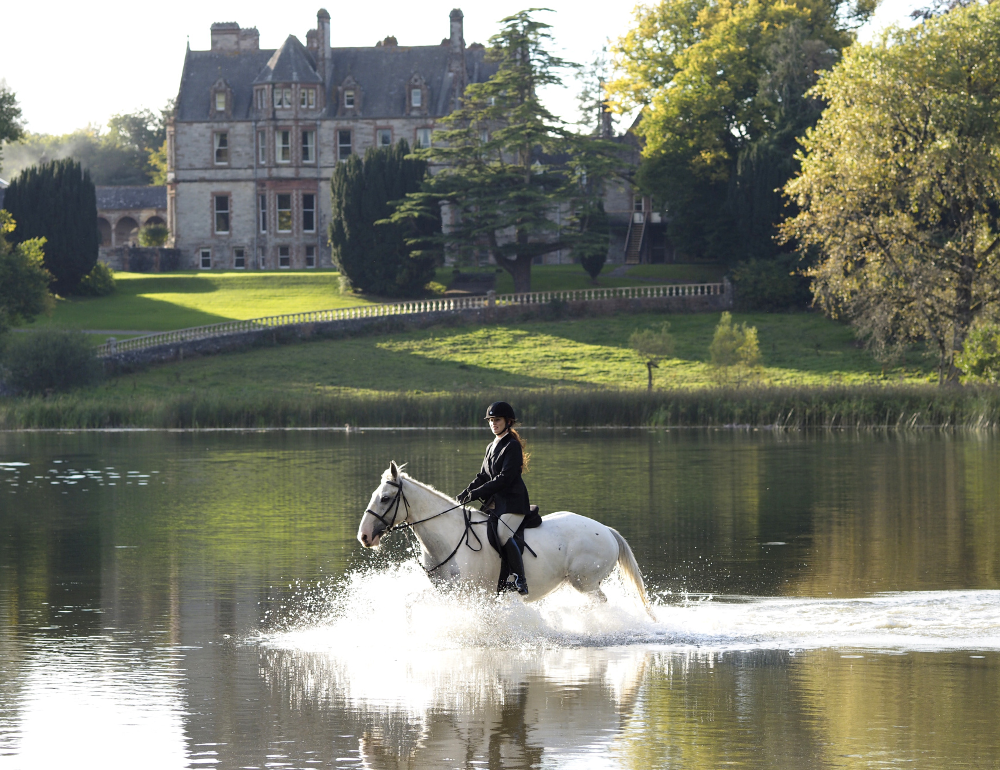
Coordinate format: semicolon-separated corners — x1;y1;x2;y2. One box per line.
485;401;516;421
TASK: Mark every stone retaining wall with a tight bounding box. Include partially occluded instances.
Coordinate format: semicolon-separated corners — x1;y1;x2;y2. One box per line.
103;290;732;374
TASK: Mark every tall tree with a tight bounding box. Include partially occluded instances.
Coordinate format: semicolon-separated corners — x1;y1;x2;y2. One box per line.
0;79;25;175
782;2;1000;383
0;210;52;334
329;140;438;297
3;159;99;295
392;10;622;294
607;0;872;266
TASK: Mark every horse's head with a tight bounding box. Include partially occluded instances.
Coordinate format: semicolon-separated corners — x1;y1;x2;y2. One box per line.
358;460;407;548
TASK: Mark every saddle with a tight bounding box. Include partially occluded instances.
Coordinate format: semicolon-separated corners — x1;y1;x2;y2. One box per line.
485;504;541;593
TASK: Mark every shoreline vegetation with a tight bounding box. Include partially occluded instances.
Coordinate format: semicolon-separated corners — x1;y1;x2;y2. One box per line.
3;386;999;431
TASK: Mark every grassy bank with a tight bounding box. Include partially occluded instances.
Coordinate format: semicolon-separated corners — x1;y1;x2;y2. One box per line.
3;310;990;429
3;385;998;430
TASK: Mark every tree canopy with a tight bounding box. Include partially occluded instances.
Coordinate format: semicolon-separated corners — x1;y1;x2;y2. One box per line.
330;140;438;297
0;102;172;186
392;10;622;294
782;2;1000;382
0;80;25;175
3;159;99;295
607;0;872;266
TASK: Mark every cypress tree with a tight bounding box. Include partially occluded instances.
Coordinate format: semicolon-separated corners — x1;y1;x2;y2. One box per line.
3;159;99;294
329;140;439;297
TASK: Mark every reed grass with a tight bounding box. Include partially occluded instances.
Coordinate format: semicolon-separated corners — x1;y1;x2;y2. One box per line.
3;385;998;430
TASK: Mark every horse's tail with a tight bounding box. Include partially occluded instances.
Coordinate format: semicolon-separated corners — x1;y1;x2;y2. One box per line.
609;527;656;620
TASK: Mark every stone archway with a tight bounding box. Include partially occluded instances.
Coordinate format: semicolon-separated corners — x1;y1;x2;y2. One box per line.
144;215;166;228
97;218;112;247
114;216;139;246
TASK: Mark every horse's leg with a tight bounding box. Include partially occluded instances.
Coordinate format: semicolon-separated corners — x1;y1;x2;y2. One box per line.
588;587;609;604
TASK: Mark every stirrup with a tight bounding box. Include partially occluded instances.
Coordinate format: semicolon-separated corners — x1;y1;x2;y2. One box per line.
512;574;529;596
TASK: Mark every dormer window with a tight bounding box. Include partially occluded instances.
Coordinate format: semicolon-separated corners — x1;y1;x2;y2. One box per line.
255;89;268;110
406;75;428;115
274;88;292;109
215;92;226;112
410;88;422;108
338;78;361;115
300;88;316;108
210;79;232;118
344;90;355;108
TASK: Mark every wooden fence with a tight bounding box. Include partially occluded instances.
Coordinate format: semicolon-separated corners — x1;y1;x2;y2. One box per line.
96;282;727;358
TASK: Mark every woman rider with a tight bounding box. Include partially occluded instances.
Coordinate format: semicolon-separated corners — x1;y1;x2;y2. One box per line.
458;401;531;595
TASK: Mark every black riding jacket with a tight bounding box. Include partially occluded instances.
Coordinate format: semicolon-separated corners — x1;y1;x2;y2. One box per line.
463;432;530;517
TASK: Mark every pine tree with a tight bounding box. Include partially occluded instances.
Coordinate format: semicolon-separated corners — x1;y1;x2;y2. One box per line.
391;10;622;294
3;159;99;294
329;141;438;297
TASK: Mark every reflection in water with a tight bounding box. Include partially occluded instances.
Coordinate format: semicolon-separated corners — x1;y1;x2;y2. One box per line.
0;430;998;769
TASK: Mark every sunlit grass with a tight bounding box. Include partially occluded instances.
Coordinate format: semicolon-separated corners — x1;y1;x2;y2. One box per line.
26;271;373;333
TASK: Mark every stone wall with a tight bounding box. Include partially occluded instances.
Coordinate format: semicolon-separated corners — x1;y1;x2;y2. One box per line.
101;290;732;373
101;247;182;272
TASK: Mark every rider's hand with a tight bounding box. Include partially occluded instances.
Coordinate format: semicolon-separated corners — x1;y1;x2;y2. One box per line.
458;488;472;504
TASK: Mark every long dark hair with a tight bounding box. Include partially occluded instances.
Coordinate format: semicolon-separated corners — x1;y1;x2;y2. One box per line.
508;421;530;472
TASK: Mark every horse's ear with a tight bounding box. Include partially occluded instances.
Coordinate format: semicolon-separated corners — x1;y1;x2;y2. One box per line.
390;461;399;480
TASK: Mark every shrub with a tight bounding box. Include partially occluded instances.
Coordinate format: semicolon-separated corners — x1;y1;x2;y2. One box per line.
137;223;169;247
955;324;1000;383
0;329;104;395
76;262;116;296
709;312;761;386
730;255;812;311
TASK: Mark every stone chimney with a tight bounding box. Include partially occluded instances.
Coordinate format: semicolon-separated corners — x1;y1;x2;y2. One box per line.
210;22;240;52
449;8;464;53
316;9;331;79
238;27;260;51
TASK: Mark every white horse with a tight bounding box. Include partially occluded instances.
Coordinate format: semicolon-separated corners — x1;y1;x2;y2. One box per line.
357;461;653;614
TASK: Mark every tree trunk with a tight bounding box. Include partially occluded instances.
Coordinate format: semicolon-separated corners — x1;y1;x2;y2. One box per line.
499;255;533;294
646;360;658;391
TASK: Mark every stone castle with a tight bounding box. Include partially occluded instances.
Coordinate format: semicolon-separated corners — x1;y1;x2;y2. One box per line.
164;8;496;270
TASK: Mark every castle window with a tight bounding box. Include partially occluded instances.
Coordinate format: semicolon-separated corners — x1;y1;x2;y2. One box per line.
259;246;266;269
302;131;315;163
274;88;292;109
338;130;352;160
480;129;489;143
416;128;432;149
277;194;292;232
277;130;291;163
300;88;316;108
200;249;212;269
256;89;267;109
279;246;290;268
344;90;355;108
215;92;226;112
214;195;230;234
305;245;316;268
377;129;392;147
302;194;315;232
214;132;229;164
234;247;245;269
259;194;267;233
258;130;266;164
411;88;422;108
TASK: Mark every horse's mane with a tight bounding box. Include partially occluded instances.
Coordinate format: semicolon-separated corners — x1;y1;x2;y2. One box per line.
382;465;454;502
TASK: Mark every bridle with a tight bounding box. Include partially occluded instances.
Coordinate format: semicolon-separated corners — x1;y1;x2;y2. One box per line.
364;477;487;574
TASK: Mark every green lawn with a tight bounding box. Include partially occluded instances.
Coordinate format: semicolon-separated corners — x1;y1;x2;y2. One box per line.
21;264;726;335
28;271;373;333
103;311;935;402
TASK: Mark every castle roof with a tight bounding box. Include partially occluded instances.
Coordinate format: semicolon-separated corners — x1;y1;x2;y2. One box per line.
254;35;322;85
174;41;495;121
96;186;167;211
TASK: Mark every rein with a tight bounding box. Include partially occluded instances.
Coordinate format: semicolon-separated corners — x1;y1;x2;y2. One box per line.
365;478;487;574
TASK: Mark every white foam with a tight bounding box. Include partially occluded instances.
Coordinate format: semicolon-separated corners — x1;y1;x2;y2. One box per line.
263;563;1000;655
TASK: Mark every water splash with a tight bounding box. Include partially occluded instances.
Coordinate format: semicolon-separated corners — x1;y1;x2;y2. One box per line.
263;563;1000;654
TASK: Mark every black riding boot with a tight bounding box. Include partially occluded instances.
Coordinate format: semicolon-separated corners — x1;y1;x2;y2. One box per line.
502;537;529;596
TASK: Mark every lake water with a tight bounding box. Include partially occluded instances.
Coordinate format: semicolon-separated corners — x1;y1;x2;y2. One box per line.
0;429;997;770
